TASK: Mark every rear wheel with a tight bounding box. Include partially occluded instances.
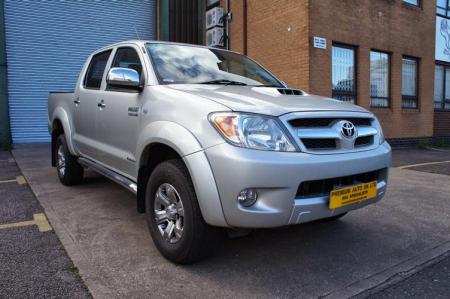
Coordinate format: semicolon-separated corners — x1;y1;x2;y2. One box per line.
145;159;218;264
55;134;84;186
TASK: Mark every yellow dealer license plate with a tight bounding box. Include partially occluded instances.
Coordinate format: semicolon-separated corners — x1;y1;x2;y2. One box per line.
329;181;378;209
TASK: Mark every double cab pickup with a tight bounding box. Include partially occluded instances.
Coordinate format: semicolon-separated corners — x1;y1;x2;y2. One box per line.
48;41;391;264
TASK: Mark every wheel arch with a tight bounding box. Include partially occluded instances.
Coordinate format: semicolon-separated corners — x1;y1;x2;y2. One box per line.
135;122;228;227
50;107;77;166
136;142;182;213
51;118;64;166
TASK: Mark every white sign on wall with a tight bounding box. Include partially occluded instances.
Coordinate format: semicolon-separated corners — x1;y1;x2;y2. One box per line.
313;36;327;49
436;16;450;62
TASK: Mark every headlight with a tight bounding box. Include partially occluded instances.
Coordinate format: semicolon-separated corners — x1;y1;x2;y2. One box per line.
379;127;385;145
209;112;297;152
373;117;385;144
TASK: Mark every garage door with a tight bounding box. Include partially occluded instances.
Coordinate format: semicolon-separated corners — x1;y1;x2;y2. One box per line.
4;0;156;143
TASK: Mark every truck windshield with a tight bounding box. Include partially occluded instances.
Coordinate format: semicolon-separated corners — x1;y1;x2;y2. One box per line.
146;43;283;87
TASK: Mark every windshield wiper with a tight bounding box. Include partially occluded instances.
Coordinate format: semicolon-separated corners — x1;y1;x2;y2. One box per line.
197;79;247;86
253;84;282;87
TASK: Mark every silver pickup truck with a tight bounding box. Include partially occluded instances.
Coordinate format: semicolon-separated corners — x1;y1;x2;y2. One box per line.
48;40;391;264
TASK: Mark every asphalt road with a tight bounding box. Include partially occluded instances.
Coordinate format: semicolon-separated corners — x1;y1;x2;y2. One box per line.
0;151;91;299
391;147;450;168
8;144;450;298
368;253;450;299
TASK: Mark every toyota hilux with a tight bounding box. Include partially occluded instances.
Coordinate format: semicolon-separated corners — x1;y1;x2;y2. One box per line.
48;41;391;264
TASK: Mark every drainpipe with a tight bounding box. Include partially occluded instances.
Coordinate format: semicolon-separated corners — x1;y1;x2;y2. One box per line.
243;0;247;55
226;0;230;50
0;0;11;149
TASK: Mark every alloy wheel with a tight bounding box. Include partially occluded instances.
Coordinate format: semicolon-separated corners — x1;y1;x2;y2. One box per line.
153;183;185;244
57;145;66;177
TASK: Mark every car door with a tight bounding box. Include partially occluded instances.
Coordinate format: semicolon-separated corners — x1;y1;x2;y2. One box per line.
73;49;112;159
95;46;145;178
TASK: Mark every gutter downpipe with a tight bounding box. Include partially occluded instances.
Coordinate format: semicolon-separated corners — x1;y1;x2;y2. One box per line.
226;0;230;50
243;0;247;55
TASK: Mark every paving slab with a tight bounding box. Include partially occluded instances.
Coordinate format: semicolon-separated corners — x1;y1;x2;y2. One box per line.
12;144;450;298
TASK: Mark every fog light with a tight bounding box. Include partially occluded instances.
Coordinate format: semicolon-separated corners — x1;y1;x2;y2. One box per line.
237;188;258;207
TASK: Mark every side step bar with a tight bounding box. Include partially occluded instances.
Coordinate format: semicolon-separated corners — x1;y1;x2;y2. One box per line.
78;157;137;194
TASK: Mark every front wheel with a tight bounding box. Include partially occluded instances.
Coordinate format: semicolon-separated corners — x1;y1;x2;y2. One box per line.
55;134;84;186
145;159;218;264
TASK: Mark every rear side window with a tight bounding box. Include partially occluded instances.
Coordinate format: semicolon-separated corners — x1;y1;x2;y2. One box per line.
111;47;142;77
84;50;112;89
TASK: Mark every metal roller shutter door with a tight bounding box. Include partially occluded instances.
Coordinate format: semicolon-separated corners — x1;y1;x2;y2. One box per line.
4;0;156;143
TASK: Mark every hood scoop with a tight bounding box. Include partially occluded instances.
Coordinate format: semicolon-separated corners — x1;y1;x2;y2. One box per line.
277;88;304;96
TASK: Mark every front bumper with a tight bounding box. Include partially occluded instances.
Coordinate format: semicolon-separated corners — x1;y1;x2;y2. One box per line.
205;142;391;228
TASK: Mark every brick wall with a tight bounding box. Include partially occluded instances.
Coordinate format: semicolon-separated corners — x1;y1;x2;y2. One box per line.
309;0;436;139
434;111;450;136
225;0;310;89
225;0;437;139
228;0;245;53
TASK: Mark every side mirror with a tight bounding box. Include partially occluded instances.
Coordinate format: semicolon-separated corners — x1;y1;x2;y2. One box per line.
107;67;141;90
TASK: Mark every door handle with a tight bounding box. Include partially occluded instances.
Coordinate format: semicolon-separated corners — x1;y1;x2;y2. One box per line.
73;98;80;105
97;100;106;108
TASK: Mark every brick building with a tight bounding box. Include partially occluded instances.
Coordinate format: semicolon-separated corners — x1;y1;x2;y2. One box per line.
1;0;449;145
215;0;446;142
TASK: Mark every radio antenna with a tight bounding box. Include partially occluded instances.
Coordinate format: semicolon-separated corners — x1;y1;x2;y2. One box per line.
134;26;141;40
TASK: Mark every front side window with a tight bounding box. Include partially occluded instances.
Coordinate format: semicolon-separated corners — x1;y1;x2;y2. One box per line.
332;44;356;103
146;43;283;87
84;50;112;89
370;51;390;108
434;64;450;110
111;47;143;77
402;57;418;109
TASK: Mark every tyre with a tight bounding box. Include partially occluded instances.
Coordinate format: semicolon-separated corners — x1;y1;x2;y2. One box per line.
145;159;218;264
55;134;84;186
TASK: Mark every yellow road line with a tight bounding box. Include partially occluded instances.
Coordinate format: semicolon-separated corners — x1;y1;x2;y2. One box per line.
0;176;27;185
0;213;52;232
0;179;17;184
398;160;450;169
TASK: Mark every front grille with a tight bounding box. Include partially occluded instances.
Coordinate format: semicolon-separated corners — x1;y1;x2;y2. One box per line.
296;169;383;198
288;116;377;153
355;135;374;147
277;88;303;95
302;138;336;149
289;117;372;128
